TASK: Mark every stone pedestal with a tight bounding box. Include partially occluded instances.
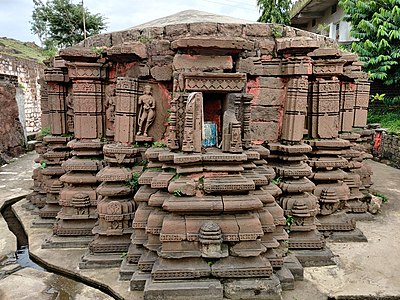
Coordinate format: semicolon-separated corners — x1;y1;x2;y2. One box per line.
80;144;142;268
43;140;102;248
125;146;287;291
268;143;324;250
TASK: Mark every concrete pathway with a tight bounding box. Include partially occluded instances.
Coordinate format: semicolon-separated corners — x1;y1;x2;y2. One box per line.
0;152;36;262
301;160;400;299
1;153;400;299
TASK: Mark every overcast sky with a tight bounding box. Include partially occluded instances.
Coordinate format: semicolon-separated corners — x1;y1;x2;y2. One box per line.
0;0;260;45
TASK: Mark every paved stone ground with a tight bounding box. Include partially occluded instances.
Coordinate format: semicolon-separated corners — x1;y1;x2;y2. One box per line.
0;152;113;299
1;152;400;299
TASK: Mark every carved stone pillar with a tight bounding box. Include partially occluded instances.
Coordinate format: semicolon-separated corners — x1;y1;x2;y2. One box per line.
67;62;105;139
306;50;364;231
43;54;106;248
35;67;71;223
114;77;139;144
80;78;143;268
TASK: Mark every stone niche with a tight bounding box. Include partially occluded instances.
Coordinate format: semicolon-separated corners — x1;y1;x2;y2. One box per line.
34;10;373;300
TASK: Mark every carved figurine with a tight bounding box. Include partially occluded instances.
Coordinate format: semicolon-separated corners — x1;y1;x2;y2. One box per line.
222;94;242;153
105;95;115;131
137;85;156;136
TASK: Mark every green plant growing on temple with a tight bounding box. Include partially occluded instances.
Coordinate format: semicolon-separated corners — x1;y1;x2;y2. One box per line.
285;215;294;233
136;159;148;167
40;161;47;169
61;133;74;137
125;172;140;190
197;176;205;191
138;35;152;44
373;191;389;204
257;0;292;24
152;141;167;148
173;189;183;197
286;215;294;226
271;25;284;38
272;177;282;184
171;174;181;181
40;127;51;136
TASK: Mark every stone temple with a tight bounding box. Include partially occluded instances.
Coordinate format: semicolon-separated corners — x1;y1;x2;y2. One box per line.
28;10;372;299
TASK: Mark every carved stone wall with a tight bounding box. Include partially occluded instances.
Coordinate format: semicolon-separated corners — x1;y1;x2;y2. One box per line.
33;17;372;299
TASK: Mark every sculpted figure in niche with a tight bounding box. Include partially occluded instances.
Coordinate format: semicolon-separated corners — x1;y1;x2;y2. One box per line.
137;85;156;136
105;95;115;131
222;94;242;153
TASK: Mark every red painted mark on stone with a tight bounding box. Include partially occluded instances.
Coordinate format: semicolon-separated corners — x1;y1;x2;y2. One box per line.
246;78;260;106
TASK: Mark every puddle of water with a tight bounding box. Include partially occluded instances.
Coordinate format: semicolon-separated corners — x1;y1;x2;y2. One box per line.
15;246;45;271
1;199;121;300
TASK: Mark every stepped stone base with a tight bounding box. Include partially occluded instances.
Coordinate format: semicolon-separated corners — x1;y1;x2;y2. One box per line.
283;255;304;280
41;235;93;249
31;218;55;228
223;275;282;300
144;278;223;300
131;270;151;291
328;228;367;242
119;257;138;281
292;248;336;267
317;212;356;231
276;266;295;290
79;251;124;269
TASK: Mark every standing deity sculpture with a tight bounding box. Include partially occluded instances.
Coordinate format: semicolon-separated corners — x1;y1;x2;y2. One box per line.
137;85;156;137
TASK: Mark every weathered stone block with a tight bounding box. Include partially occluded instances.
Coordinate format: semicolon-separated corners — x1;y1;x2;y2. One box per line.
141;27;164;39
223;275;282;300
218;23;243;36
171;37;254;50
173;54;233;71
150;65;173;81
251;122;279;143
189;22;218;35
144;278;223;300
276;37;319;53
275;266;295;290
244;24;272;37
165;24;189;37
257;38;276;55
251;106;280;122
259;77;285;89
108;42;148;59
148;40;172;56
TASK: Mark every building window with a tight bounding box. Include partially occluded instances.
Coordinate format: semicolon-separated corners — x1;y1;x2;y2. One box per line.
335;23;340;40
331;4;337;14
312;19;316;27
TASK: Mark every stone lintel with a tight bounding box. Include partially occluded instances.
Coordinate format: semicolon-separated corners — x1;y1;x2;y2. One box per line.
171;36;254;51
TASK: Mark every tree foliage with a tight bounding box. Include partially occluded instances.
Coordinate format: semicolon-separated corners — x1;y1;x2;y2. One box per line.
340;0;400;85
257;0;292;24
31;0;106;49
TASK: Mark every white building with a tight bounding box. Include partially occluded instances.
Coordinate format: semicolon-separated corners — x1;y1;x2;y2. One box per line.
291;0;353;44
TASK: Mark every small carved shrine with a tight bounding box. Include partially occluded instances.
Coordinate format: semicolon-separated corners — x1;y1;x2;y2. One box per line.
30;11;372;299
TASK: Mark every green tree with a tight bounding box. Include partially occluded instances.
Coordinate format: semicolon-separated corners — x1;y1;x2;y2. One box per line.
340;0;400;85
257;0;292;24
30;0;107;49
